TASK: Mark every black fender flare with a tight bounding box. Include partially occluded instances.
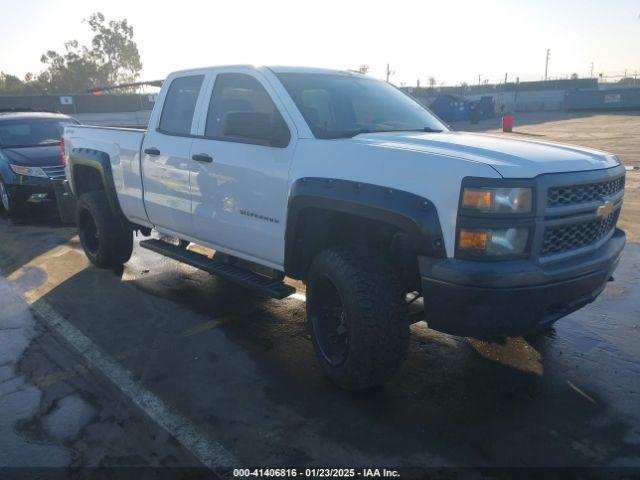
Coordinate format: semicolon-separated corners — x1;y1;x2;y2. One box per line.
68;148;125;221
284;177;446;278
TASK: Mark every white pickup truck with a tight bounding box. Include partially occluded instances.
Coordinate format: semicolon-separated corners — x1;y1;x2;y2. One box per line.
62;65;626;389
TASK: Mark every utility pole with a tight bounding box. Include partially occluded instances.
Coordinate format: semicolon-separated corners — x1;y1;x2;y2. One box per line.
590;62;594;78
544;48;551;81
478;74;482;85
504;72;508;85
385;64;394;83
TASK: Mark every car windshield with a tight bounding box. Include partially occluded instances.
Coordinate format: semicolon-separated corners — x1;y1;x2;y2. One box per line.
276;73;447;139
0;118;76;148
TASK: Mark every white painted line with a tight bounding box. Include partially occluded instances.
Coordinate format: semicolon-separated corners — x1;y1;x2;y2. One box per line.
625;165;639;171
289;292;306;302
29;299;238;471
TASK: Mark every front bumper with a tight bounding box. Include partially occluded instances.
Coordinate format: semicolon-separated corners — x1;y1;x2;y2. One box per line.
7;177;76;223
7;178;55;202
419;228;625;338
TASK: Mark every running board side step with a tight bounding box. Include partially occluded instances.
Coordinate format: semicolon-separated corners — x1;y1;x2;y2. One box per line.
139;239;296;299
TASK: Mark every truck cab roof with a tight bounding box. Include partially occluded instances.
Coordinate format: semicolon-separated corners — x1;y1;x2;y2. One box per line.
169;65;364;78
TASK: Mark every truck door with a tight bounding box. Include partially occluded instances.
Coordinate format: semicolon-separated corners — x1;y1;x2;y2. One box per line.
189;71;295;268
141;74;205;236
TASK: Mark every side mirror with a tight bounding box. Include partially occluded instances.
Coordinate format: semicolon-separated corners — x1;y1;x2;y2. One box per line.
222;111;290;148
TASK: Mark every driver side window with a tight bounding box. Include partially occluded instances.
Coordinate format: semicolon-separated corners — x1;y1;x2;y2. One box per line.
204;73;289;146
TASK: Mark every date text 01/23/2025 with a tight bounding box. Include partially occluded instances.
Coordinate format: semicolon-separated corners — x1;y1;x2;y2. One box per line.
233;468;400;478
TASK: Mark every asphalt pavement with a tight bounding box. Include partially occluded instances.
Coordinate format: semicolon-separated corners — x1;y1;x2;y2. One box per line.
0;203;638;473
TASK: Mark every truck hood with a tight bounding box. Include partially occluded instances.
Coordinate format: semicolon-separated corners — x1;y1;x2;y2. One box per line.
1;145;61;167
351;131;619;178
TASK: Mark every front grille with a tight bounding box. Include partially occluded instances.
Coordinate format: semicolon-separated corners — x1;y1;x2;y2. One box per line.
541;209;620;256
547;176;625;207
40;165;65;179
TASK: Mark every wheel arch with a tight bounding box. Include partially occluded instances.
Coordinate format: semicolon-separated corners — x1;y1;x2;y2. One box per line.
284;177;446;280
68;148;125;221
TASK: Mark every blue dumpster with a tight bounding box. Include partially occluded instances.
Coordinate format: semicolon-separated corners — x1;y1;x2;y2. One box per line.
430;94;470;122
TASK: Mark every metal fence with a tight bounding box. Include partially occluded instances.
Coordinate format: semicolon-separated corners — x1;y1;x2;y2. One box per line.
406;78;598;97
0;93;156;115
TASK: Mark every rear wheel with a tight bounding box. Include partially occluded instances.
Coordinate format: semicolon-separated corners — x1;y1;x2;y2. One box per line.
77;191;133;268
306;246;410;390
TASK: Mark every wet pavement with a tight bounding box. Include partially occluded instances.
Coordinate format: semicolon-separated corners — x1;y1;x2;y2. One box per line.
0;199;638;472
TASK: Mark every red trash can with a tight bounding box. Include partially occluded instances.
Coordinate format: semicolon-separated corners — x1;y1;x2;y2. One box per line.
502;116;514;132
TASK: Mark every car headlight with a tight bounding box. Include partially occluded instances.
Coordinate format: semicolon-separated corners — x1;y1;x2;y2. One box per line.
462;187;532;214
458;227;529;256
10;164;48;178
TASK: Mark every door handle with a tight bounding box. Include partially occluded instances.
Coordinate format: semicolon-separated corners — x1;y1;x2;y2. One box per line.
192;153;213;163
144;147;160;156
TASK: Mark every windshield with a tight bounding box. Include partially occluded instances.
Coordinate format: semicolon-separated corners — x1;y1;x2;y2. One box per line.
0;118;77;148
276;73;447;139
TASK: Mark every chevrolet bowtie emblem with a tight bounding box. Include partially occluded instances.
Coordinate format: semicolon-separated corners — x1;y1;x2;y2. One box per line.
596;199;614;218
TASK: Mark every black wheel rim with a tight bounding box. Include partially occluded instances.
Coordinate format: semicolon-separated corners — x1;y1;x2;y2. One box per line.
0;181;9;212
310;275;349;366
79;210;100;255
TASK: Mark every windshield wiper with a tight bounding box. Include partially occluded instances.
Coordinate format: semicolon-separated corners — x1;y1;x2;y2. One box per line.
319;128;373;139
393;127;443;133
320;126;443;139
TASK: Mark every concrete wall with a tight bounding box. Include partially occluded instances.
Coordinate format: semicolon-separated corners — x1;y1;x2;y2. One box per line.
566;88;640;110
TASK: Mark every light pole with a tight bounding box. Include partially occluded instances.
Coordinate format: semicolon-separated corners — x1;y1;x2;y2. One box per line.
544;49;551;81
385;64;394;83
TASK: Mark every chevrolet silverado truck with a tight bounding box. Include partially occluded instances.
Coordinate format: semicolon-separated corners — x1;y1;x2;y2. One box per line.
62;66;626;390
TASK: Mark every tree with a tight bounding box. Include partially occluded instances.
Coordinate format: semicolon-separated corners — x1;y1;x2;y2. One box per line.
85;12;142;86
0;73;29;95
0;12;141;95
39;40;102;93
570;73;579;80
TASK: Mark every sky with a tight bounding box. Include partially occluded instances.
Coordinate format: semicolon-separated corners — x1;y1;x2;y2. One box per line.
0;0;638;87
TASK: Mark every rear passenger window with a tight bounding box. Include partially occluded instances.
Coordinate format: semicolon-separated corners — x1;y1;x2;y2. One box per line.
205;73;286;139
159;75;204;136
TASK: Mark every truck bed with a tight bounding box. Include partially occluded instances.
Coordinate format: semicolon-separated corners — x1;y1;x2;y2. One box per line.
63;124;149;226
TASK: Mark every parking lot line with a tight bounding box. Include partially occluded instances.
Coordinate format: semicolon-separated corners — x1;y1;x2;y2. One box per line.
181;315;237;337
26;295;239;470
567;380;597;405
289;292;306;302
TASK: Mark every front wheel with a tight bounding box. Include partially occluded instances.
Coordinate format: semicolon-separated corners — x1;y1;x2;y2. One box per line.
0;179;24;217
77;191;133;268
306;247;409;390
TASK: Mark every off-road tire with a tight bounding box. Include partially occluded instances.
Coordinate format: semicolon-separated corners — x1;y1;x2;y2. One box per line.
77;191;133;268
306;246;410;390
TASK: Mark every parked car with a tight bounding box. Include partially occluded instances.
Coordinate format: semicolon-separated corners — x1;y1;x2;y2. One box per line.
62;66;626;390
0;110;78;216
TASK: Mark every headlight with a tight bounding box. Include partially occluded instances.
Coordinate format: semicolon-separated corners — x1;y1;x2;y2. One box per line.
462;187;532;214
458;227;529;256
10;164;48;178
